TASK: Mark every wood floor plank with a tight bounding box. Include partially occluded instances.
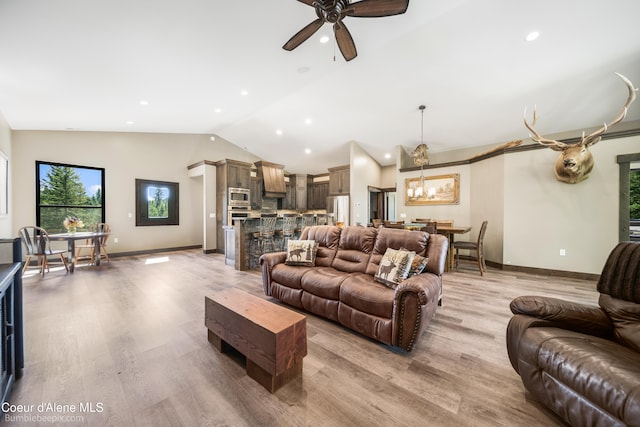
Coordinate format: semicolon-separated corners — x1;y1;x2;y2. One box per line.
5;249;598;426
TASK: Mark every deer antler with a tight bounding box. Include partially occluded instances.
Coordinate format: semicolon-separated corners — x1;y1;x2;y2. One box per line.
581;72;638;146
523;107;570;151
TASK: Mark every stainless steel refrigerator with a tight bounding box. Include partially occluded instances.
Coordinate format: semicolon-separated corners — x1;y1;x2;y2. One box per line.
326;195;350;226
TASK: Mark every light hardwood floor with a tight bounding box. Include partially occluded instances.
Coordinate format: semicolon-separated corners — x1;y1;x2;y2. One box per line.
5;249;597;426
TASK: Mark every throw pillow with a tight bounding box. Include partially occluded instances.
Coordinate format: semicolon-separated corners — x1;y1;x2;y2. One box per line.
408;254;429;276
285;240;318;266
400;247;429;277
374;248;415;289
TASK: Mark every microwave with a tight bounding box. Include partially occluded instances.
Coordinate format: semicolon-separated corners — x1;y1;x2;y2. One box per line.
228;187;250;207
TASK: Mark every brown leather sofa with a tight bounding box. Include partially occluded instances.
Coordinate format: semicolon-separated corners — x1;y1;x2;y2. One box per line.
506;242;640;427
260;225;448;351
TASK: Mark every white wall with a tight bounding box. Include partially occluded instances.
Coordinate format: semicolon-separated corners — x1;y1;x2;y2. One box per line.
350;142;382;226
12;130;259;254
503;135;640;274
396;163;472;227
395;134;640;275
0;112;12;244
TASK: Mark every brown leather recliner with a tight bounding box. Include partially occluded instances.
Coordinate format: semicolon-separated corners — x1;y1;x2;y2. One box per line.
506;242;640;427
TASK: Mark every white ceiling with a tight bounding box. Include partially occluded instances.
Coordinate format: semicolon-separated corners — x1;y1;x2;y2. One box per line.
1;0;639;174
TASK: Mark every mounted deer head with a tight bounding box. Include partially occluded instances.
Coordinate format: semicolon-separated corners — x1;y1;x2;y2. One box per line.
524;73;637;184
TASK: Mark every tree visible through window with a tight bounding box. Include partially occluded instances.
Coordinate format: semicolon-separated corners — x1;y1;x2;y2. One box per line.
148;186;169;219
36;161;105;233
631;169;640;220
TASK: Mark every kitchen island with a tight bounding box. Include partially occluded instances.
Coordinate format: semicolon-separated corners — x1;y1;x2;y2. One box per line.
226;211;329;270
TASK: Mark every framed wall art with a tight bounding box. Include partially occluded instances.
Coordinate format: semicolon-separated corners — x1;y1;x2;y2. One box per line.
405;173;460;206
135;179;179;226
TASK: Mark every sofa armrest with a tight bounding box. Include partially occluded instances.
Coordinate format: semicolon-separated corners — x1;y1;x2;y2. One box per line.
391;273;442;350
259;251;287;295
510;295;613;338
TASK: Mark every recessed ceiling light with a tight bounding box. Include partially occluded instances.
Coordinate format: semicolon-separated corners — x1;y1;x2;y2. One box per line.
240;90;249;96
126;120;134;125
214;108;222;113
275;129;283;136
319;35;330;44
305;148;312;154
384;153;391;159
305;118;312;125
525;31;539;42
210;136;216;142
139;100;149;106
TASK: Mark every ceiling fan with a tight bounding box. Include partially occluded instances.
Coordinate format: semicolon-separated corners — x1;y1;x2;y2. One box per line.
283;0;410;62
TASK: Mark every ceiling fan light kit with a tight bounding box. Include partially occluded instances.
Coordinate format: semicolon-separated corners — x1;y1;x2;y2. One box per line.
283;0;410;62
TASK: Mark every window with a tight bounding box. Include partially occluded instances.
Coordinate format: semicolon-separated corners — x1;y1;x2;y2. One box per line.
36;161;105;233
135;179;179;226
630;168;640;240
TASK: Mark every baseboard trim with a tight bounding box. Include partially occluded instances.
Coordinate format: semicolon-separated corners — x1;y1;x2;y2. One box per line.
110;245;204;258
456;256;600;281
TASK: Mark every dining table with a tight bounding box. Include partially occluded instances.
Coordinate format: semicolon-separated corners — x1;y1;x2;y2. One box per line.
436;225;472;272
48;231;109;273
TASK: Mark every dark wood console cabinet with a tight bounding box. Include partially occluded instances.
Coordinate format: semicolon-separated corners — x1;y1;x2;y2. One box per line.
0;238;24;405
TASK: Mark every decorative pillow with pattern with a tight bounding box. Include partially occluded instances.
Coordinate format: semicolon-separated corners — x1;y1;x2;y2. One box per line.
285;240;319;266
374;248;415;289
400;247;429;277
408;254;429;276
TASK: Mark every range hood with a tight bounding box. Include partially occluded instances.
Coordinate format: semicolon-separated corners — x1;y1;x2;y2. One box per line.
255;161;286;198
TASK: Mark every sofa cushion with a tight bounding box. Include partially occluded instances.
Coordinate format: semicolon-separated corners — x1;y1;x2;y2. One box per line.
271;264;313;290
340;273;394;319
600;293;640;353
366;227;429;276
374;248;415;289
332;226;377;273
300;226;341;267
285;239;318;266
301;267;349;300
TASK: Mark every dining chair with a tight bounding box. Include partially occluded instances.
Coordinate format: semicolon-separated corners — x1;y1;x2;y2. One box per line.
420;221;438;234
414;218;432;223
18;226;69;277
453;220;488;275
383;220;405;229
75;223;111;265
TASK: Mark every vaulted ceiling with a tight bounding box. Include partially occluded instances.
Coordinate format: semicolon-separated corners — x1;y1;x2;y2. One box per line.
1;0;639;174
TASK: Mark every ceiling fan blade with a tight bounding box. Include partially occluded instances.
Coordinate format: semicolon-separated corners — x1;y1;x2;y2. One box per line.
345;0;410;17
334;22;357;61
296;0;316;5
283;18;325;51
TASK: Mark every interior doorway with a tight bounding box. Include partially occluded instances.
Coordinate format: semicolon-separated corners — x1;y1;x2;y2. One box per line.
368;186;397;224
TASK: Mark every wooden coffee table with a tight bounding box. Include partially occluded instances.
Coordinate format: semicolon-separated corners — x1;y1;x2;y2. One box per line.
204;288;307;393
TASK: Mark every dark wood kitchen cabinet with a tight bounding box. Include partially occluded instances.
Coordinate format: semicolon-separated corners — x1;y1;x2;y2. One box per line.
215;159;253;252
329;165;350;195
307;181;329;210
283;177;296;210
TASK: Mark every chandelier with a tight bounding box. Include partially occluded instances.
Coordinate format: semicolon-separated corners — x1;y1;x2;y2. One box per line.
407;105;429;198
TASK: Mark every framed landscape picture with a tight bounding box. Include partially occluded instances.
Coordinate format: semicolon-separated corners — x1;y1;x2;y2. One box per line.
135;179;179;226
405;173;460;206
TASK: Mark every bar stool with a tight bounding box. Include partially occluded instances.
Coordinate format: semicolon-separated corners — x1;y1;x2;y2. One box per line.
316;213;327;226
250;213;278;267
326;213;336;226
278;213;298;250
296;213;316;238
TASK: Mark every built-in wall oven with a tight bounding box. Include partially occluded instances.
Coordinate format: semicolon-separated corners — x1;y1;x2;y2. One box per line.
228;207;249;225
